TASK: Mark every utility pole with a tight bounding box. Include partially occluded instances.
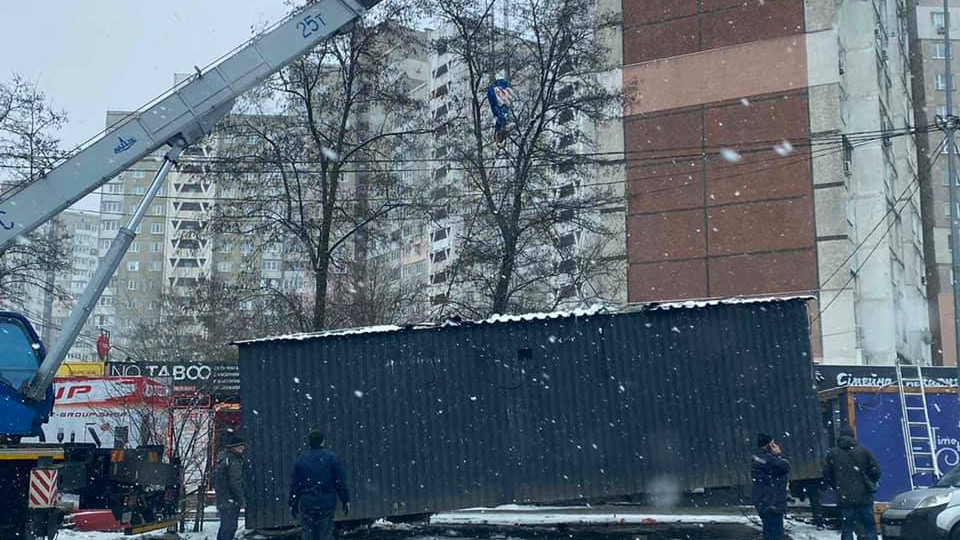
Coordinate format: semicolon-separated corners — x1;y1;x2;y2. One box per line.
945;0;960;377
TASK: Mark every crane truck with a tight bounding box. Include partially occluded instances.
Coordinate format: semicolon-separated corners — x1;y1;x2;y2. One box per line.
0;0;383;537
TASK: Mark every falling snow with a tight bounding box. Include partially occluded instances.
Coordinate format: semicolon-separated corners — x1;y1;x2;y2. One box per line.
773;140;795;156
720;148;743;163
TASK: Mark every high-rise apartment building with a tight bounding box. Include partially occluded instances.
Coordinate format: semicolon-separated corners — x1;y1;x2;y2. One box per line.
49;210;102;362
911;1;960;365
622;0;930;365
0;209;102;361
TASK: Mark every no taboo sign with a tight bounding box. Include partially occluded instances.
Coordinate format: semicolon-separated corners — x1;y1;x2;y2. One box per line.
106;361;239;397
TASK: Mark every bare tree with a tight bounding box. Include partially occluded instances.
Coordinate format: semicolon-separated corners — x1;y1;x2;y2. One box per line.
417;0;624;316
327;254;426;327
122;277;287;364
204;1;431;331
0;75;72;307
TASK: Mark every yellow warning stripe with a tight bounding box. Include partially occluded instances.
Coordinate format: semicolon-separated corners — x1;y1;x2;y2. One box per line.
0;449;64;461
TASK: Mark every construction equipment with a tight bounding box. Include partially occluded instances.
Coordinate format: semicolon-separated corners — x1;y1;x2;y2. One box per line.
895;362;940;490
0;1;384;537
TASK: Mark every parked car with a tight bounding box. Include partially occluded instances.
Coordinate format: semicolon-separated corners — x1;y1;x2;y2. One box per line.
937;467;960;539
882;468;960;539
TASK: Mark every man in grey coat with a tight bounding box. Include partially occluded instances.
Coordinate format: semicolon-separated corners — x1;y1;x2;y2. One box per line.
213;433;246;540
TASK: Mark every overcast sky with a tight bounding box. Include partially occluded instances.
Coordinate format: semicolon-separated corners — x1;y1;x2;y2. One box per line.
0;1;290;148
0;1;291;209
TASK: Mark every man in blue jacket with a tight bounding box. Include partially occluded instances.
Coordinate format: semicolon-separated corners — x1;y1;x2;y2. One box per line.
289;431;351;540
752;432;791;540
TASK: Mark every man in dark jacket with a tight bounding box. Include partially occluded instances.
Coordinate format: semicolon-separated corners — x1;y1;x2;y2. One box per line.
213;433;246;540
823;425;881;540
789;478;825;530
752;432;791;540
289;431;351;540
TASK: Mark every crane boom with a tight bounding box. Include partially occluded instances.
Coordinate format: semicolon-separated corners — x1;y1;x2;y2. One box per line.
1;0;386;409
0;0;381;251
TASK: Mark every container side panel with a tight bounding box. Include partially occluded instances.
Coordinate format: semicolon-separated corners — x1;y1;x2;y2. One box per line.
239;299;825;527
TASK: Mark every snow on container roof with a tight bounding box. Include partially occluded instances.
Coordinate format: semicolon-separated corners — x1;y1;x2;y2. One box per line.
233;295;813;346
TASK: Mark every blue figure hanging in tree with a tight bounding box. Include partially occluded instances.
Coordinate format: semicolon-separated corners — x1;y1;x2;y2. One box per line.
487;78;516;148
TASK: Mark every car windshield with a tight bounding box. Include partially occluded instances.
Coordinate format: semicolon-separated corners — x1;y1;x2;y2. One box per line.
937;468;960;488
0;317;41;388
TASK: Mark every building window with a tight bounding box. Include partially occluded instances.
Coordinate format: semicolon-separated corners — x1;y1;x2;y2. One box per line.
934;43;947;60
943;169;959;186
431;249;449;264
148;261;162;272
431;228;449;242
102;201;122;213
153;204;164;215
936;73;956;91
219;242;233;253
150;242;163;253
129;242;139;253
558;233;576;249
945;202;960;218
133;171;146;179
105;182;124;194
151;223;164;235
934;12;947;31
127;261;140;272
218;261;233;273
242;244;254;255
127;279;137;291
263;260;281;271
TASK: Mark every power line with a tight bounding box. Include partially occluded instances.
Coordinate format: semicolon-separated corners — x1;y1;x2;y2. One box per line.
0;123;929;179
73;129;888;224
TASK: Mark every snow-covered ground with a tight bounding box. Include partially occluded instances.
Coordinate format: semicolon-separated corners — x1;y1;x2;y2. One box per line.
431;509;751;526
58;521;229;540
54;512;847;540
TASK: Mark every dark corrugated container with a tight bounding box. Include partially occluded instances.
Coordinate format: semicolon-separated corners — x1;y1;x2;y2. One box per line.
236;297;826;529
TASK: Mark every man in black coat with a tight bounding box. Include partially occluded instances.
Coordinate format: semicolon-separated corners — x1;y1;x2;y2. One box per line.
752;432;791;540
213;433;246;540
823;425;881;540
289;431;351;540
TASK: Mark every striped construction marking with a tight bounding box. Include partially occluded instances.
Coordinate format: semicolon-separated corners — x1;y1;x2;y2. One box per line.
27;468;59;508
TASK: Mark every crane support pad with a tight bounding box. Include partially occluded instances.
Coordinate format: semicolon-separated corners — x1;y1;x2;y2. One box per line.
126;519;179;535
27;468;59;508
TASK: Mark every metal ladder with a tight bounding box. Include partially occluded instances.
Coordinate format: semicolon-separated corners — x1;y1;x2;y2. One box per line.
896;363;940;489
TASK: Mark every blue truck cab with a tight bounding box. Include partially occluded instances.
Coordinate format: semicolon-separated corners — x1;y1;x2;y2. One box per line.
0;311;54;440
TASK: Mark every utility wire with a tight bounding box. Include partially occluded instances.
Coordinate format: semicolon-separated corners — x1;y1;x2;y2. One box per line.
814;137;947;324
10;127;910;212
